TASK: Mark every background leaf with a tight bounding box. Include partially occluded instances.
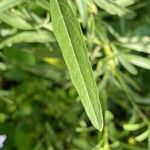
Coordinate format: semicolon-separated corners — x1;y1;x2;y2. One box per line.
124;54;150;70
0;30;56;49
0;0;26;13
0;12;32;30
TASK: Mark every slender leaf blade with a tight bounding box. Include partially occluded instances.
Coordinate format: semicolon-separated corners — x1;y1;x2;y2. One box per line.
93;0;132;16
50;0;103;131
124;54;150;70
76;0;88;27
0;12;32;30
0;30;56;49
0;0;25;13
36;0;49;11
120;36;150;54
118;55;138;75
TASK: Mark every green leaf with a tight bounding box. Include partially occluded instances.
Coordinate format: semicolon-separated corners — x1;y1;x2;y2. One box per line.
124;54;150;70
135;130;149;142
0;30;56;49
116;0;137;7
121;73;140;91
50;0;103;131
118;55;138;75
135;96;150;105
76;0;88;27
98;74;109;91
36;0;49;11
123;123;142;131
93;0;132;16
0;0;25;13
120;36;150;54
0;11;32;30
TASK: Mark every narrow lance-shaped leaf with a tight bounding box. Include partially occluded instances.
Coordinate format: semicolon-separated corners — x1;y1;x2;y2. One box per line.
50;0;103;131
124;54;150;70
118;55;138;75
120;36;150;54
116;0;137;7
0;12;32;30
36;0;49;11
75;0;88;27
0;0;25;13
93;0;131;16
93;0;126;15
0;30;56;49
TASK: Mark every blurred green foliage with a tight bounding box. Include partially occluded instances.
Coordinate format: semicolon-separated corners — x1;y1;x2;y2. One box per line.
0;0;150;149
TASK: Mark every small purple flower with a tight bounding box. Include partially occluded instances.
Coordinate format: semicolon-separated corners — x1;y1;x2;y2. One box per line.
0;135;6;149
